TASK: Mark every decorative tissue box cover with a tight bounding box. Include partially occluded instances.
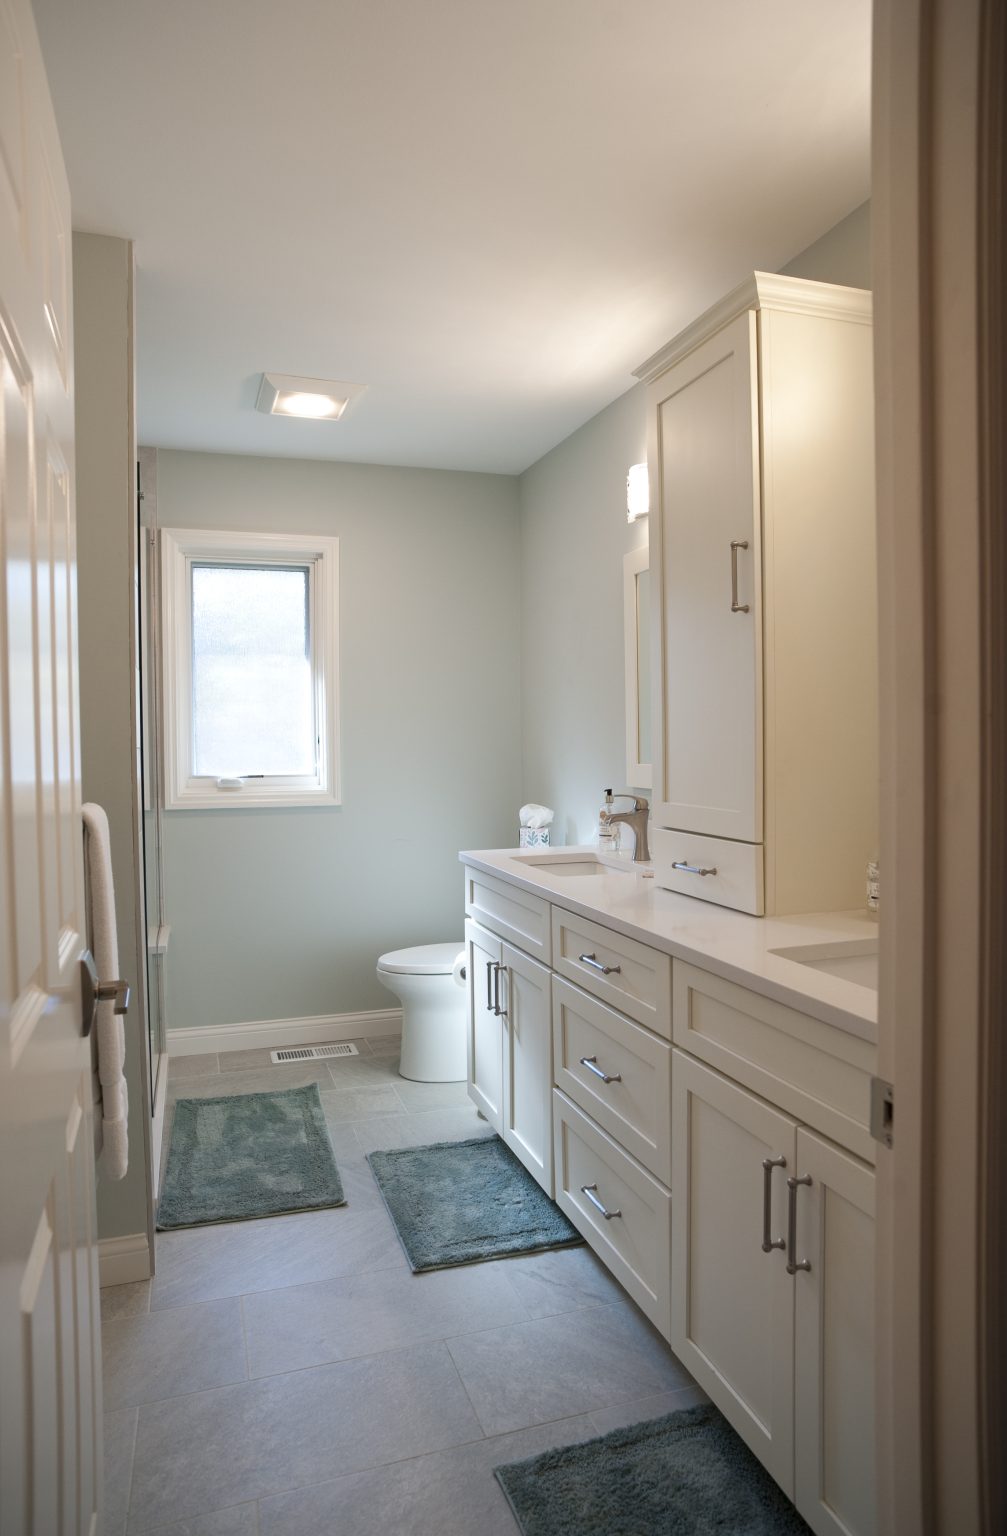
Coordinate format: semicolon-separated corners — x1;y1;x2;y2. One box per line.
519;827;550;848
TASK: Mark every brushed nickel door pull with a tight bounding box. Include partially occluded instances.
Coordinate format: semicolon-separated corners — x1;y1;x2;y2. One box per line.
730;539;750;613
578;952;621;975
786;1173;813;1274
493;962;507;1019
486;959;495;1012
761;1156;787;1253
671;861;718;877
579;1055;623;1085
581;1183;622;1220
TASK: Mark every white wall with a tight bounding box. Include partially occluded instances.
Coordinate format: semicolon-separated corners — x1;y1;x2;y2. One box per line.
518;203;871;845
156;450;521;1034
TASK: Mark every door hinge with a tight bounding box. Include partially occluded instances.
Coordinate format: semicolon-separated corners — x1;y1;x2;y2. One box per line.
869;1076;894;1148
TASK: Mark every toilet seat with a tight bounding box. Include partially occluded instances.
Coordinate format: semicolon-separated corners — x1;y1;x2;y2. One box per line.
376;942;464;976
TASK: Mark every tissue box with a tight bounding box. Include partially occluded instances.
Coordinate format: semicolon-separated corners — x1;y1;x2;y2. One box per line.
519;827;550;848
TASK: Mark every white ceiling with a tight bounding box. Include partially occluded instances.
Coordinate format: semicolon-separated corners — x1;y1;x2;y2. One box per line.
33;0;871;474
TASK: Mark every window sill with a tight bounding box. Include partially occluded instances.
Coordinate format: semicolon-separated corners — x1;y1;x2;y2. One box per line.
165;786;340;811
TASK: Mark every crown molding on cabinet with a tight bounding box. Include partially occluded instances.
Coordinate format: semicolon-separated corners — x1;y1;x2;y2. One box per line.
633;271;874;385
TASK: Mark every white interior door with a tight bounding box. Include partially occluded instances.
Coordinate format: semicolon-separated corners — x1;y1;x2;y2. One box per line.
0;3;102;1533
653;310;763;843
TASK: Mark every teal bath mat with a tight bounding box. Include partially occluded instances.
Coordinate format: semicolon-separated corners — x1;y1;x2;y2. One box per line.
366;1135;582;1272
494;1403;812;1535
157;1084;345;1229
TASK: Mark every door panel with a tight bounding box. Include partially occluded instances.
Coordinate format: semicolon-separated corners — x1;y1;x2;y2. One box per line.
0;3;100;1532
464;918;502;1129
671;1049;795;1495
794;1128;876;1536
654;310;763;842
501;943;552;1194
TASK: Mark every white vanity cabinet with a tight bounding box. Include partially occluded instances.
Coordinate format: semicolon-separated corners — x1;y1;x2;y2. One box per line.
671;1031;876;1536
637;273;878;917
463;867;555;1195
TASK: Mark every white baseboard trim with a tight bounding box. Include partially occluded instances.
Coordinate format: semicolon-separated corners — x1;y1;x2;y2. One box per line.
99;1232;152;1288
166;1007;403;1058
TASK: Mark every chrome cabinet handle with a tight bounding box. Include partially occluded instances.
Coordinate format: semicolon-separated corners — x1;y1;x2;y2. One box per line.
580;1183;622;1220
485;959;495;1012
493;961;507;1019
579;1055;623;1085
786;1174;813;1274
671;861;718;877
730;539;750;613
761;1156;787;1253
578;952;621;975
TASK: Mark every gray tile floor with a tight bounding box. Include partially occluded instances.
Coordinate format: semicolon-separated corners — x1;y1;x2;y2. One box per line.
102;1040;705;1535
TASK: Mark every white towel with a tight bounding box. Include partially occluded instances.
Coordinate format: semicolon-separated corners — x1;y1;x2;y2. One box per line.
82;803;129;1180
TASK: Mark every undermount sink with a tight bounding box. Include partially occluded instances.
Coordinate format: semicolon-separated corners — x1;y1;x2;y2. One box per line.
514;853;634;878
770;938;878;990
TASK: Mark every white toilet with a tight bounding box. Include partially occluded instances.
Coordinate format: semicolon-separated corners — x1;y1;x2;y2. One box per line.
375;942;467;1082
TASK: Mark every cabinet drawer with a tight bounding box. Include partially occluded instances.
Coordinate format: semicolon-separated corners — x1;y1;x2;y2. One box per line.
673;961;877;1164
464;868;551;963
652;827;765;917
551;908;671;1035
553;1090;671;1340
552;977;672;1183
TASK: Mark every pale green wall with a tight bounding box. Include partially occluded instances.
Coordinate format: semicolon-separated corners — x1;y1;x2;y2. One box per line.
74;232;153;1243
157;450;521;1032
518;203;871;844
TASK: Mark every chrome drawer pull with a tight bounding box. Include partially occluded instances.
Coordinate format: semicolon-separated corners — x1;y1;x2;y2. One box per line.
671;861;718;877
730;538;750;613
761;1156;787;1253
578;952;622;975
580;1183;622;1220
786;1174;813;1274
579;1055;622;1085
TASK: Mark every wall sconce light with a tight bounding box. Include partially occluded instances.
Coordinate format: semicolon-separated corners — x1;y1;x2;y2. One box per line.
626;462;650;523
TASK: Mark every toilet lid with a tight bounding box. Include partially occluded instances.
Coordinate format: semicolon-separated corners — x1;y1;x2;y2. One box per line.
376;942;464;976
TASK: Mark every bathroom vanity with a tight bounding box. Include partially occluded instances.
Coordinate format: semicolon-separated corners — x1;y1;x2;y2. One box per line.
460;845;878;1536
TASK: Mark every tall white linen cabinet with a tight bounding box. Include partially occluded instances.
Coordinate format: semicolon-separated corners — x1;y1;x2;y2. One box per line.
636;275;877;916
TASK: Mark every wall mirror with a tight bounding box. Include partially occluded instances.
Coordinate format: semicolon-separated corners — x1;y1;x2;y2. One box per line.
623;545;652;789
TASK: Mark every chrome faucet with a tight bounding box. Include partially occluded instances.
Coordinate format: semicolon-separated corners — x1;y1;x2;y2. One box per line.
600;794;650;862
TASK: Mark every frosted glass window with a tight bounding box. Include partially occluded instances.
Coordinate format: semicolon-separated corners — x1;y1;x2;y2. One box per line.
191;564;315;776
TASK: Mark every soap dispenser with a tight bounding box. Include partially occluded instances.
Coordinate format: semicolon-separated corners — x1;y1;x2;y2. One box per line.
598;789;618;850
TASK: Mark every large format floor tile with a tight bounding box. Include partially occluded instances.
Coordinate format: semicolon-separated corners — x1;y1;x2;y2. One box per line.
256;1415;598;1536
391;1077;471;1112
103;1299;247;1410
140;1505;258;1536
588;1381;708;1434
101;1280;152;1323
318;1084;404;1123
167;1063;332;1103
104;1406;138;1536
351;1104;496;1154
242;1259;530;1377
167;1054;220;1081
151;1204;406;1310
127;1341;484;1531
445;1299;692;1436
485;1244;624;1319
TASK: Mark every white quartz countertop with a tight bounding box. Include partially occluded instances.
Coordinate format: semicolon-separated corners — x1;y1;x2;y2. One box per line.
460;847;878;1045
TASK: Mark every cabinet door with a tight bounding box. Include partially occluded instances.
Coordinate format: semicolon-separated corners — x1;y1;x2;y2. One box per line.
652;309;763;843
464;919;502;1130
671;1050;796;1494
793;1129;876;1536
501;943;553;1194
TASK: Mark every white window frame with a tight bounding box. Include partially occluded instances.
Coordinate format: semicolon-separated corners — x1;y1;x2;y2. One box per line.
160;527;340;810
